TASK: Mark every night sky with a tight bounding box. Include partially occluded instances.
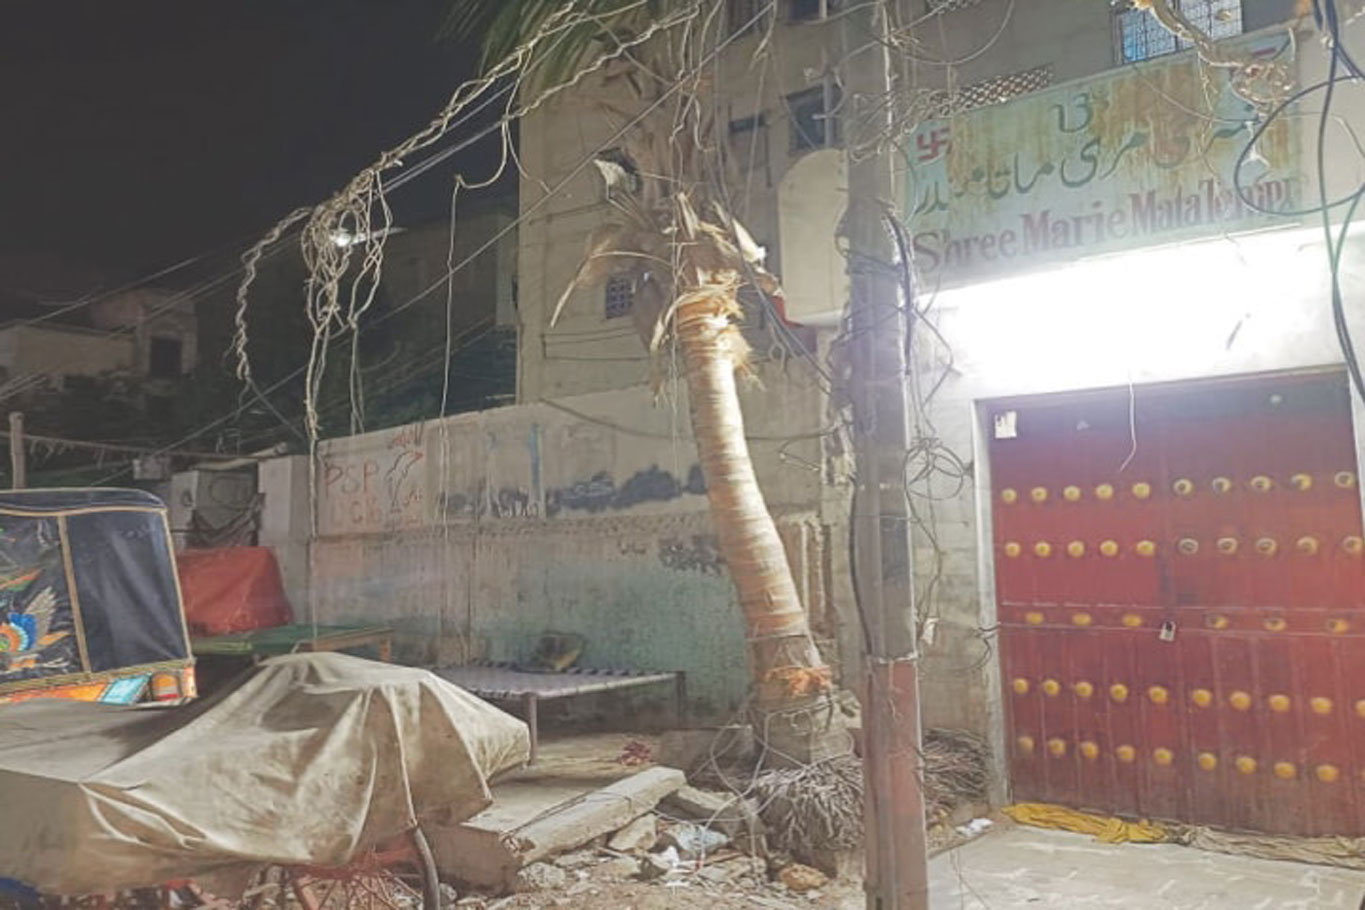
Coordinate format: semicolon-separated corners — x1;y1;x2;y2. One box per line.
0;1;498;285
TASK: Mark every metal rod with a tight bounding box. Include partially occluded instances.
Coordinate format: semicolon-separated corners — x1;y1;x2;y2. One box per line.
9;413;25;490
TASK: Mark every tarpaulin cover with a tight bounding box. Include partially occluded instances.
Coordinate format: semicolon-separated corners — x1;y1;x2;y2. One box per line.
178;547;293;636
0;488;189;693
0;652;530;895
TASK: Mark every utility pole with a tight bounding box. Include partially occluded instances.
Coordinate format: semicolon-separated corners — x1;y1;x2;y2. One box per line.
841;2;930;908
9;413;25;490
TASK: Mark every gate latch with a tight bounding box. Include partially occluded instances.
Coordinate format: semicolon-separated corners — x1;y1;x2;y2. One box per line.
1159;620;1177;643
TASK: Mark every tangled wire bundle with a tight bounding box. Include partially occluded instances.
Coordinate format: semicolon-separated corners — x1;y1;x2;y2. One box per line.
752;729;989;855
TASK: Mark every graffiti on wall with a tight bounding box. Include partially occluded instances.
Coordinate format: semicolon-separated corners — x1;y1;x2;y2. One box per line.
658;534;724;575
322;427;427;532
546;465;706;518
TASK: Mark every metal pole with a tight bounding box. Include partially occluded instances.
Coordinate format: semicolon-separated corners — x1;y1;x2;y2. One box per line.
9;412;25;490
841;2;930;908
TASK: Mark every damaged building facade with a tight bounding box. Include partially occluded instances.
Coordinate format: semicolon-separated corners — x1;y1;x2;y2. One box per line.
261;0;1365;838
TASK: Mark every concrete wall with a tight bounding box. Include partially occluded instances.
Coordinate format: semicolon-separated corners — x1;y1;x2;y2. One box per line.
0;324;136;382
304;362;848;720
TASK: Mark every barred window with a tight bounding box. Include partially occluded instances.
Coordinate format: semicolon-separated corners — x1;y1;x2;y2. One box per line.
928;65;1054;117
788;85;842;152
927;0;984;12
1116;0;1243;64
604;276;634;319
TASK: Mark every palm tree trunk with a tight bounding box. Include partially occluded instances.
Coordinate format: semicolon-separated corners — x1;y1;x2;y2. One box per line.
674;295;830;709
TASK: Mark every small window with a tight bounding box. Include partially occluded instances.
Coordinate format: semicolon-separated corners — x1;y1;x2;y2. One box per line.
604;276;634;319
788;85;842;153
1116;0;1242;64
789;0;843;21
728;112;771;174
148;336;183;379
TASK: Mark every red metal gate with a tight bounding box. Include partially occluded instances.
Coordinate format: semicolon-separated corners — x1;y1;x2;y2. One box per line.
991;372;1365;835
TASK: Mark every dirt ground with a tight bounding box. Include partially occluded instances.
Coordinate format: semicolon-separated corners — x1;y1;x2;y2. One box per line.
465;878;864;909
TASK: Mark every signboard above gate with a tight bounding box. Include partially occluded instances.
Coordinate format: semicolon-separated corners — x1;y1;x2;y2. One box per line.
904;33;1301;286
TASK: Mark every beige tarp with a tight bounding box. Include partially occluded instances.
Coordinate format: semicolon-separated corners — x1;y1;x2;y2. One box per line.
0;653;529;895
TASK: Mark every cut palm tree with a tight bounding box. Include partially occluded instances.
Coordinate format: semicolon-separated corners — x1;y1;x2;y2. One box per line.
447;0;847;757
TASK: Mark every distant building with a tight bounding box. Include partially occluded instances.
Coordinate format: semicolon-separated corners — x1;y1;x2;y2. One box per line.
0;259;197;398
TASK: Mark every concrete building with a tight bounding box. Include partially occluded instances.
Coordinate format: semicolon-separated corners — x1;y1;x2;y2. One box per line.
0;287;197;396
283;0;1365;837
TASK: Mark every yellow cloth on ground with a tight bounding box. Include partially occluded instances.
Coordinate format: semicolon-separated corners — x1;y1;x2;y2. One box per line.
1003;802;1170;844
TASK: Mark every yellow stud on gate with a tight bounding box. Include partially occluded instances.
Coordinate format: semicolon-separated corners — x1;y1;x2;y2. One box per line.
1264;617;1287;632
1211;476;1233;494
1274;762;1297;780
1122;613;1143;628
1153;748;1174;766
1229;691;1253;711
1080;741;1100;760
1034;541;1053;558
1031;486;1049;503
1291;473;1313;491
1047;738;1067;757
1148;686;1170;705
1255;537;1279;557
1074;680;1095;699
1311;697;1334;715
1336;471;1357;489
1071;611;1092;626
1250;475;1274;492
1025;611;1045;625
1344;536;1364;556
1172;478;1194;497
1177;538;1199;556
1012;678;1030;695
1297;536;1320;555
1236;756;1258;775
1135;540;1156;557
1318;764;1341;783
1267;694;1291;713
1191;688;1214;708
1017;735;1035;754
1042;679;1061;697
1004;541;1022;558
1100;539;1120;557
1207;614;1230;630
1116;745;1136;763
1001;488;1018;504
1063;485;1082;502
1197;752;1218;771
1132;482;1152;500
1216;537;1239;556
1095;483;1115;501
1328;618;1350;635
1067;540;1086;558
1356;699;1365;719
1110;683;1130;703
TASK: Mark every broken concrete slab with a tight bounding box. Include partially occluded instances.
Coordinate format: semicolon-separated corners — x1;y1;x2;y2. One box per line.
607;813;658;853
429;766;686;892
662;784;767;854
